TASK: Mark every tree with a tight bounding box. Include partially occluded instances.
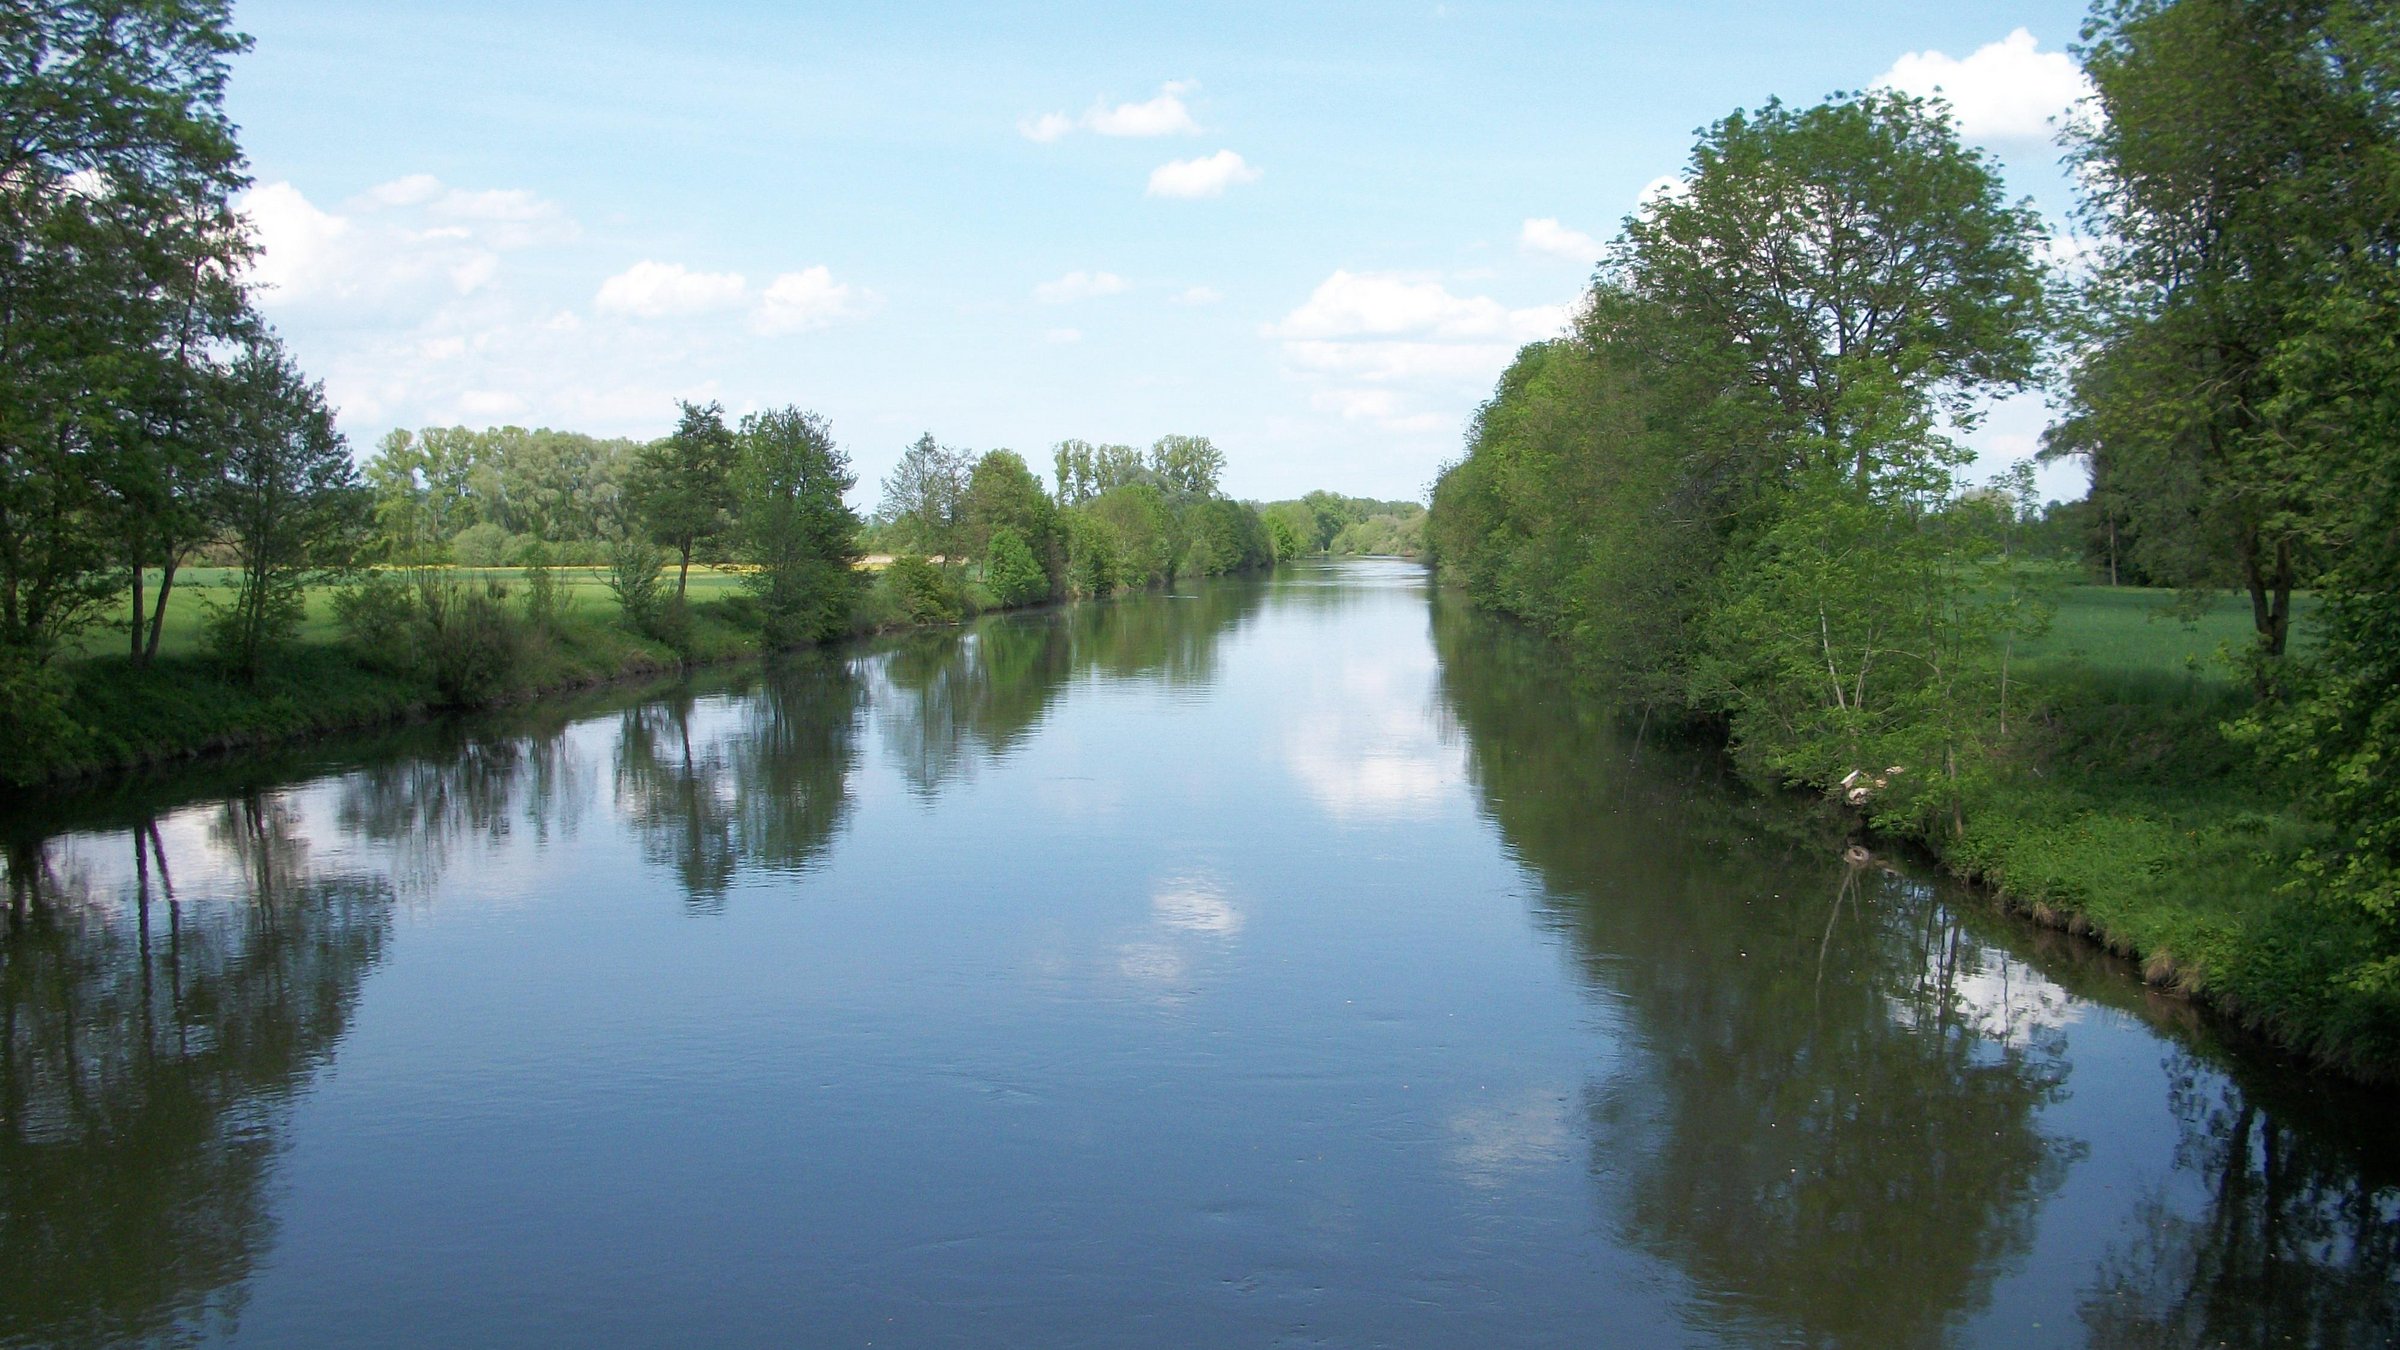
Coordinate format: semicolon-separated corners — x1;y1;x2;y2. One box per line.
2062;0;2400;662
878;432;969;565
982;527;1048;607
1148;434;1225;500
1619;90;2046;493
625;400;738;601
732;406;863;645
961;449;1058;585
205;336;363;676
0;0;256;664
1428;89;2050;828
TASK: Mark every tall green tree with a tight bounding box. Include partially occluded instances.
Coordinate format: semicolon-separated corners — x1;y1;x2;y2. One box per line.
732;406;863;645
877;432;969;564
0;0;256;663
2063;0;2400;661
205;336;363;676
961;448;1058;583
626;400;738;601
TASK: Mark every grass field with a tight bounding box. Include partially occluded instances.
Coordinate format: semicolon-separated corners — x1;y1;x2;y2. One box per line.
1941;580;2398;1081
2018;577;2312;687
70;565;758;660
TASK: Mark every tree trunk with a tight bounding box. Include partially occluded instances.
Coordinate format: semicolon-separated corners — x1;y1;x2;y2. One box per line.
128;553;146;664
144;557;180;664
677;542;693;600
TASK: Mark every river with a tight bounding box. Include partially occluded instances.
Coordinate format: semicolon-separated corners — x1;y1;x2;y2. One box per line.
3;559;2394;1348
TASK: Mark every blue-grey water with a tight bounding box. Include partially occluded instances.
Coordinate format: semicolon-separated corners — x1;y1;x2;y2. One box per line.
3;560;2394;1347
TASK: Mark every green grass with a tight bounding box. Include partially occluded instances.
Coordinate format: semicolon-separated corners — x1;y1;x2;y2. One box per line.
1929;580;2400;1082
71;564;758;660
2016;578;2312;686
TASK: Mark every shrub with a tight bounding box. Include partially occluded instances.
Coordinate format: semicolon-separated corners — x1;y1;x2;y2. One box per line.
449;521;515;568
984;527;1049;608
415;571;526;705
516;537;563;630
605;535;666;633
0;649;80;782
331;571;422;674
886;553;963;625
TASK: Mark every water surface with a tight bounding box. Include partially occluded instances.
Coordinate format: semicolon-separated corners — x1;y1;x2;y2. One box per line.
4;560;2394;1347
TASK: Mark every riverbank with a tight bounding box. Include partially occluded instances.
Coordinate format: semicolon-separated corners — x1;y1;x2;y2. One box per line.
16;603;745;786
8;559;1286;789
1855;627;2396;1086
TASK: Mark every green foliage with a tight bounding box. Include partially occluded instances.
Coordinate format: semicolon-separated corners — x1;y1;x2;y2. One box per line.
605;534;668;634
884;553;963;625
2057;0;2397;659
1432;89;2048;795
1065;512;1120;598
0;0;257;665
962;449;1059;579
449;520;514;567
331;571;421;674
0;647;81;768
203;337;366;678
732;405;864;645
517;537;563;630
364;424;641;558
625;400;739;599
1179;498;1273;577
983;527;1049;608
878;432;970;562
412;571;527;705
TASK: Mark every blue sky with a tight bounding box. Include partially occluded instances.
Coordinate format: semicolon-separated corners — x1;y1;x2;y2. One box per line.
227;0;2097;504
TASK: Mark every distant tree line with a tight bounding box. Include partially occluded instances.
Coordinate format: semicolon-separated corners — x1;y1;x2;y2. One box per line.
1428;0;2400;995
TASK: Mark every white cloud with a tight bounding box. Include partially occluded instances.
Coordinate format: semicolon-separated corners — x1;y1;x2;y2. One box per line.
1087;81;1201;136
1519;217;1602;262
1269;270;1562;342
1172;285;1223;305
1033;270;1129;304
1020;81;1201;142
1147;149;1260;199
593;260;748;318
241;175;573;311
1876;28;2094;143
1283;339;1523;384
1268;270;1571;437
1635;174;1687;216
754;266;874;334
1017;111;1076;142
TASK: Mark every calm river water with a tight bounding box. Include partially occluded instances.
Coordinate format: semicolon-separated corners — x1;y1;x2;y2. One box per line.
3;560;2395;1348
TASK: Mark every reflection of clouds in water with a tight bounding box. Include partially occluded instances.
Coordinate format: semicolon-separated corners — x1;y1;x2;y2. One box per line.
1450;1090;1574;1188
1154;875;1242;935
1116;941;1190;991
1892;949;2082;1050
1111;873;1243;1003
1286;658;1463;823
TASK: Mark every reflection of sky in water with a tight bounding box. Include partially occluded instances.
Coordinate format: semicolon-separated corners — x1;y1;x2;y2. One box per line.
1284;650;1465;824
1889;933;2084;1050
1449;1089;1576;1189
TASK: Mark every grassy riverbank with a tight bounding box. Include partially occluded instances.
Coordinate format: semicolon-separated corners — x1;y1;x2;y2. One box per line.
15;562;1035;786
1874;585;2400;1084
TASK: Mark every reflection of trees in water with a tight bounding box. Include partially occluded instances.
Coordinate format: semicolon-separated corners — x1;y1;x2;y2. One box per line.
0;797;394;1350
2080;1054;2400;1347
615;658;864;909
336;724;594;897
872;577;1270;799
1433;597;2077;1348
